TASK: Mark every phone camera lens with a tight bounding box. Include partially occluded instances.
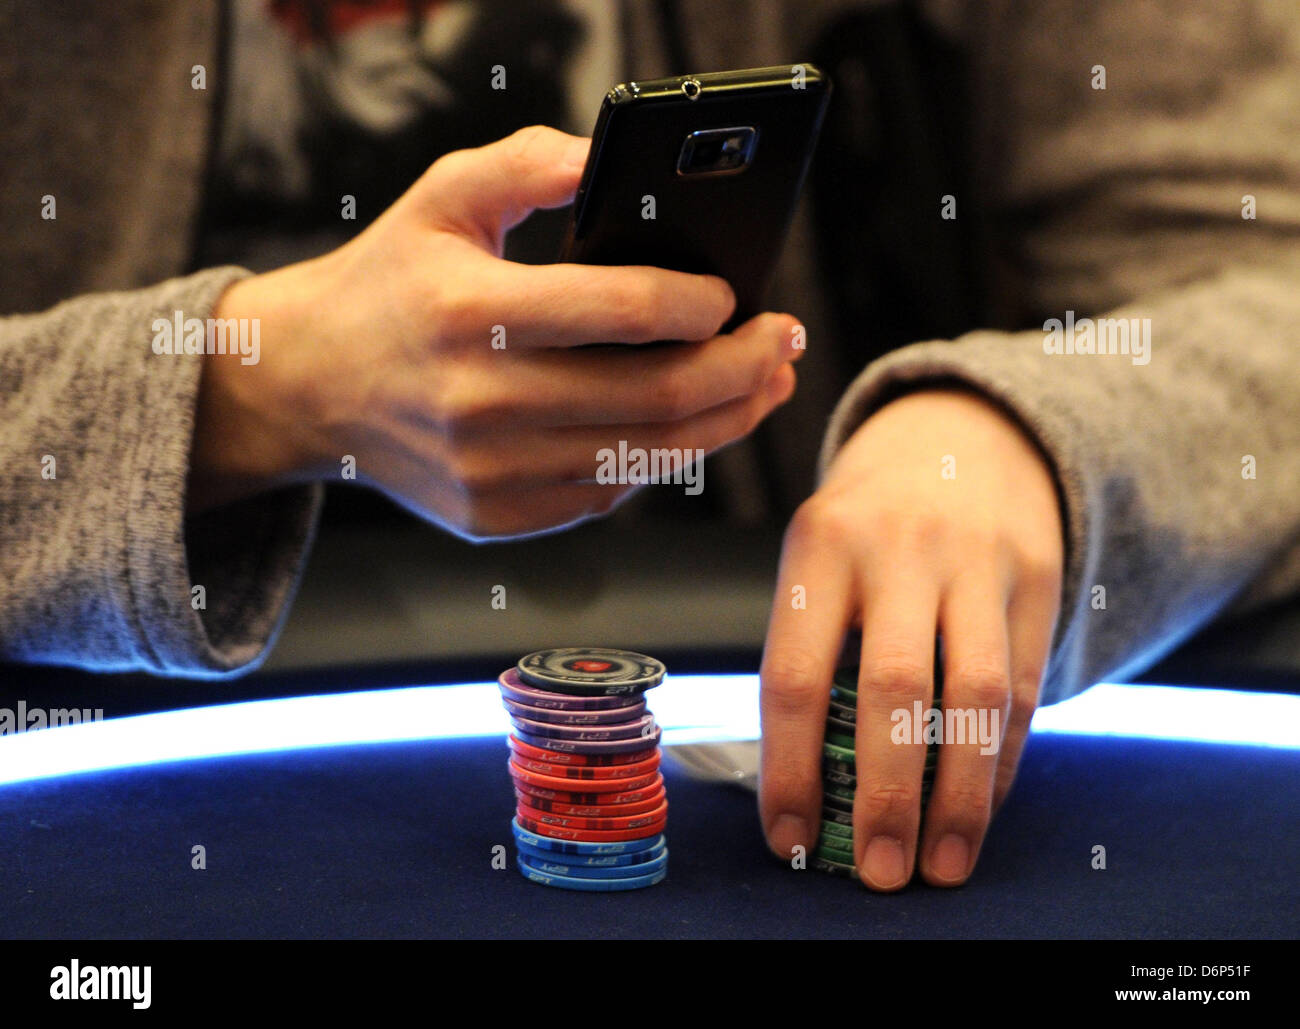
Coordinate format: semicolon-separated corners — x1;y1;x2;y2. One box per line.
681;78;701;100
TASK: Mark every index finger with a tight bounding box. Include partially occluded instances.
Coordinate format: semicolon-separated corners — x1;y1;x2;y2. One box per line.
490;262;737;347
759;505;854;865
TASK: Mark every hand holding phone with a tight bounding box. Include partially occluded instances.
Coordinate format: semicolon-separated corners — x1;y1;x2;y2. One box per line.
563;65;831;329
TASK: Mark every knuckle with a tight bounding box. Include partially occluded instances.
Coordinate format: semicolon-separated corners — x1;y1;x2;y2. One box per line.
503;125;554;168
762;650;825;712
651;368;697;421
449;452;509;495
436;391;499;439
862;657;931;700
430;366;508;439
937;774;995;817
949;666;1010;710
895;510;951;554
609;281;660;342
857;780;921;824
435;285;488;343
788;495;858;550
1019;552;1063;595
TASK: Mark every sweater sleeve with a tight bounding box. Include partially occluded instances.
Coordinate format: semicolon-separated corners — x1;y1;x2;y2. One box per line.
818;259;1300;706
0;267;325;678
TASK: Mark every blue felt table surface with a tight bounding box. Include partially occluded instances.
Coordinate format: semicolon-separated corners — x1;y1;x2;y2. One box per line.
1;730;1295;939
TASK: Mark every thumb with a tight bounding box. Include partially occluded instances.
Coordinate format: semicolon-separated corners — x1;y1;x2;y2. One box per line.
416;125;590;251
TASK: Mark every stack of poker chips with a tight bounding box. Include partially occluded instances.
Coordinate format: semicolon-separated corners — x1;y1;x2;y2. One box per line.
500;648;668;891
813;665;942;878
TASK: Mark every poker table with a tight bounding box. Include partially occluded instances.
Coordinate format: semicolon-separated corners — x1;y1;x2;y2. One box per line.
2;670;1296;940
2;514;1297;940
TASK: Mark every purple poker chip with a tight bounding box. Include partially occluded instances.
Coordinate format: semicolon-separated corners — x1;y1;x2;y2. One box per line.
500;696;646;726
509;712;657;742
498;668;644;711
512;724;662;755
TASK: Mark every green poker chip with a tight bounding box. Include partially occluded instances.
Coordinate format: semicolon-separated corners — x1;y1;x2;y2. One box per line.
817;832;855;854
825;731;856;750
820;819;853;840
816;841;857;862
830;685;857;704
823;780;855;802
822;766;856;788
823;741;855;764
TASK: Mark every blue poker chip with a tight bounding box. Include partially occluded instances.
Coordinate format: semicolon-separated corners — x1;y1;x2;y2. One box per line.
516;857;668;891
514;835;667;868
518;847;669;881
511;817;663;856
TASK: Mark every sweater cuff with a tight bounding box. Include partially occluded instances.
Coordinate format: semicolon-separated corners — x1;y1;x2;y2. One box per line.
124;267;325;678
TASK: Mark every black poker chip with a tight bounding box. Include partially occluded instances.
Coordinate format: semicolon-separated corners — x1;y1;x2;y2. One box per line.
517;648;666;697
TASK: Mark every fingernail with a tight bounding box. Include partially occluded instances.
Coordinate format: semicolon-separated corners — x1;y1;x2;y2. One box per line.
932;834;970;882
862;836;906;889
771;813;810;855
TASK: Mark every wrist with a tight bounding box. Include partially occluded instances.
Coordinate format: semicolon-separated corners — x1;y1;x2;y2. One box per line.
186;268;328;513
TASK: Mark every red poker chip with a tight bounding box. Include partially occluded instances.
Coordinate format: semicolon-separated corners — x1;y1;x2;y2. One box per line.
509;760;660;795
515;813;668;843
504;737;655;769
512;774;665;807
508;735;656;767
514;788;666;818
508;750;661;781
515;798;669;831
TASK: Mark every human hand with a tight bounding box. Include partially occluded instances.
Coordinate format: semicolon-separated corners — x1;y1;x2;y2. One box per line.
189;126;802;536
759;387;1064;889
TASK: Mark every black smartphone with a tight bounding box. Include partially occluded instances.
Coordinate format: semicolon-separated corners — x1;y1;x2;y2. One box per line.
561;64;831;331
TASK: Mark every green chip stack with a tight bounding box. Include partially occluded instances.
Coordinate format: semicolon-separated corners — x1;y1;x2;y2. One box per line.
813;664;943;879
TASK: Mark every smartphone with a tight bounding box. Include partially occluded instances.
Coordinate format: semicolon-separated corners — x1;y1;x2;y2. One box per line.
561;64;831;331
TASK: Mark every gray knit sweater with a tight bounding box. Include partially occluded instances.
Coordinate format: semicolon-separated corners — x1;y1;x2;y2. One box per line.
2;1;1298;702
